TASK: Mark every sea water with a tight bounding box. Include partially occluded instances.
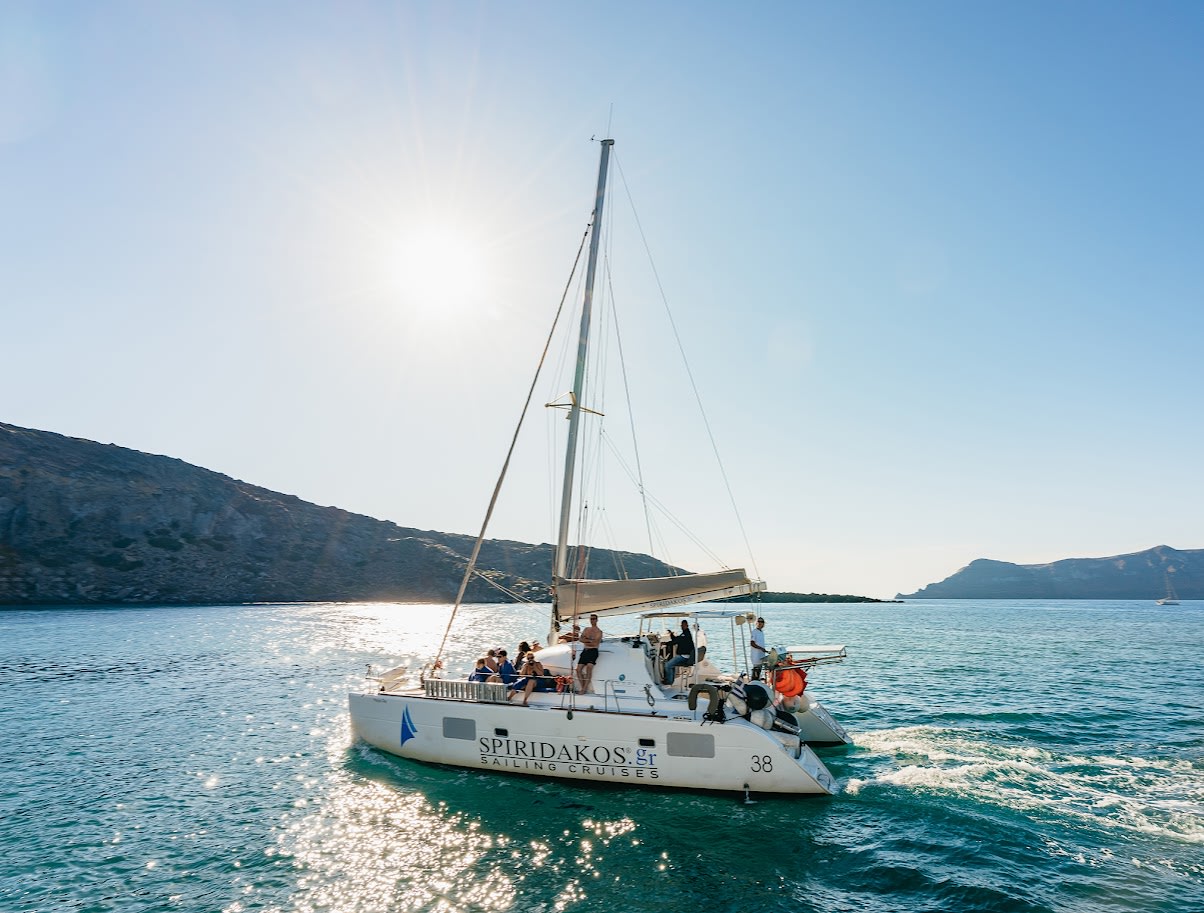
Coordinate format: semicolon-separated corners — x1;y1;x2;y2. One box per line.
0;600;1200;913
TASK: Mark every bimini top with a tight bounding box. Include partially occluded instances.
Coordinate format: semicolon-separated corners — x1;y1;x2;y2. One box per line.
639;608;761;622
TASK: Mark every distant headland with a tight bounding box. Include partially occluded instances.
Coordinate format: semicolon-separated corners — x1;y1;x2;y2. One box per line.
723;592;899;604
900;545;1200;600
0;422;879;607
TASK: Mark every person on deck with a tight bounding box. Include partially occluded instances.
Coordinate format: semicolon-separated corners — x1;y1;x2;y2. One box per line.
576;614;602;693
508;654;555;706
467;657;491;682
750;617;768;680
662;619;695;685
489;649;516;685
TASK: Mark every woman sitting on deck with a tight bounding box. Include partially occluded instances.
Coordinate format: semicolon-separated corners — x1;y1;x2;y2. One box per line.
508;654;556;706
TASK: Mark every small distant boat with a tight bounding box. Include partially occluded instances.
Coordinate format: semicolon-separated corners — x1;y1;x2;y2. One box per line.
1157;571;1179;606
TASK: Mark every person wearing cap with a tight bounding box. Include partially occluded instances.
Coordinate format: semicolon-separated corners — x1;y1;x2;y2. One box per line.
488;649;516;685
662;619;695;685
750;617;768;680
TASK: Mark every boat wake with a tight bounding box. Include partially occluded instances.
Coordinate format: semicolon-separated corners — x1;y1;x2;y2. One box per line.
845;726;1204;848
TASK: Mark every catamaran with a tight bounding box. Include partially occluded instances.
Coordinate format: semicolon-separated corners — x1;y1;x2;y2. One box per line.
348;139;851;796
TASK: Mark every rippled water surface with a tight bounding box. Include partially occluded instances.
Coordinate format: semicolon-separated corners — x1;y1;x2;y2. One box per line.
1;600;1201;912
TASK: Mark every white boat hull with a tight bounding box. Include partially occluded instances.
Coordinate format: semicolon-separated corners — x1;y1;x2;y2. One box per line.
793;693;852;746
349;689;839;795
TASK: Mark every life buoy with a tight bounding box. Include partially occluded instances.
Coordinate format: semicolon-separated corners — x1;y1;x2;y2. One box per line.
687;683;721;716
774;668;804;697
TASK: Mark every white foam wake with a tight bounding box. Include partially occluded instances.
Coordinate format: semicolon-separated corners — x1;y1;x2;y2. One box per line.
845;726;1204;847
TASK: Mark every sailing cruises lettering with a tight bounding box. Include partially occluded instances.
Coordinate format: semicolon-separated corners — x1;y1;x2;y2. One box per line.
478;737;660;779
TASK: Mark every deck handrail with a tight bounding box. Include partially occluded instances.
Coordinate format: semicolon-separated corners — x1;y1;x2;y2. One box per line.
421;679;510;703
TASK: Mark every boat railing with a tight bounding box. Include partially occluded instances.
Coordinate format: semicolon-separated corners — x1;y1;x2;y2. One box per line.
769;647;848;672
422;679;510;703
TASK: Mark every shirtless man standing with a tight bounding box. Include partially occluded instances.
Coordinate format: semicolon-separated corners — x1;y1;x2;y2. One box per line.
576;614;603;693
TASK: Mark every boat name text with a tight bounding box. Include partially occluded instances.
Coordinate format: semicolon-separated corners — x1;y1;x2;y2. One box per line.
478;737;659;778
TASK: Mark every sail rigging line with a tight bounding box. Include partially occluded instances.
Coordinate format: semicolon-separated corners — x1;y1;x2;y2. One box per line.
596;430;728;570
573;505;591;579
554;139;614;588
641;488;729;569
545;262;589;543
578;499;629;582
431;224;592;671
613;153;762;581
572;231;615;584
603;259;659;567
470;569;536;604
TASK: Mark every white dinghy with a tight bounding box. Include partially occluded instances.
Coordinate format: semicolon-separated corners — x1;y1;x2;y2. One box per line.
349;139;851;796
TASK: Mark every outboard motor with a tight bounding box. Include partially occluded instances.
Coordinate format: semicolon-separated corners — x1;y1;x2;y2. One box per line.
772;706;802;735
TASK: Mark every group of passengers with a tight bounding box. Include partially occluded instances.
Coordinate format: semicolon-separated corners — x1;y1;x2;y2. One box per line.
462;613;605;702
463;614;764;694
465;639;557;706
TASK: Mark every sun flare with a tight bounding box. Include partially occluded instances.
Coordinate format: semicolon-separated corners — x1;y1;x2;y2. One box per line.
390;223;490;318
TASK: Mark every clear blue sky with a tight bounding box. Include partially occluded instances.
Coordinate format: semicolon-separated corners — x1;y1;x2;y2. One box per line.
3;1;1201;598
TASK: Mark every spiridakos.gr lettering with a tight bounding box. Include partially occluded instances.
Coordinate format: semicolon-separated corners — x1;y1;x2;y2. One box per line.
477;737;659;773
477;736;633;765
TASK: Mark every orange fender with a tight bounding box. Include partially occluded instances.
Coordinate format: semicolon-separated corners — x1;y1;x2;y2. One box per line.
774;668;804;697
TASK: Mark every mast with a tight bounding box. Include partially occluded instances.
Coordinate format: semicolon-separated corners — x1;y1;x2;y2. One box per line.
554;138;614;590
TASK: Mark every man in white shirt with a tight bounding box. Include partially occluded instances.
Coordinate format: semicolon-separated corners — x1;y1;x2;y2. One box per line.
749;616;767;680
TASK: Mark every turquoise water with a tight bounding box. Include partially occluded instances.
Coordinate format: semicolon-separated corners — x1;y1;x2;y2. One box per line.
1;600;1201;912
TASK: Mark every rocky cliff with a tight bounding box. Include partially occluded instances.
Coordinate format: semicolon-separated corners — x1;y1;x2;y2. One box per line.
0;422;680;605
899;545;1202;599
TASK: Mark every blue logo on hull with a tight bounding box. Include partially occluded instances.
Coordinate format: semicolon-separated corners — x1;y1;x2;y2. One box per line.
400;706;418;748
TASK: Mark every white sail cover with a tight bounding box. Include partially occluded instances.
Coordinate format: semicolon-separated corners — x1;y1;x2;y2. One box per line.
554;569;765;620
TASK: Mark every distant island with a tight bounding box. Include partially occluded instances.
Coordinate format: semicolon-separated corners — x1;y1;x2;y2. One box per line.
900;545;1200;600
0;422;878;607
723;592;898;604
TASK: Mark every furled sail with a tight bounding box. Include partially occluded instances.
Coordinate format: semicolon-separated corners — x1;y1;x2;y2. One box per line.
554;569;765;620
